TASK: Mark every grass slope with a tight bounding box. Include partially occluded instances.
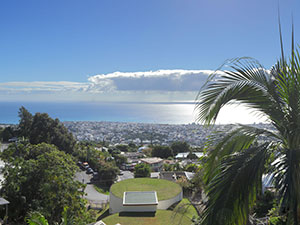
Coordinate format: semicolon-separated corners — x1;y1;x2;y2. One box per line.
110;178;182;201
103;209;192;225
174;198;198;220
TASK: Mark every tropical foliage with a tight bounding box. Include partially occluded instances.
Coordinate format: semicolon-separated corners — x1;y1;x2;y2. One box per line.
0;143;94;224
171;141;190;155
26;212;49;225
134;163;151;178
151;145;173;158
74;142;119;188
195;26;300;224
18;107;76;154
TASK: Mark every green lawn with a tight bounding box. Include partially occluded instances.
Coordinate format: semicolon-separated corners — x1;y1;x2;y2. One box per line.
102;209;192;225
110;178;182;201
174;198;198;220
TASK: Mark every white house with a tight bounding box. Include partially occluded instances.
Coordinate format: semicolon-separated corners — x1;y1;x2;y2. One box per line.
140;157;164;172
175;152;204;159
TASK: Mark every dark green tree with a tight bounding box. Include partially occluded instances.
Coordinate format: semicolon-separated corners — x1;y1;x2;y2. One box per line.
115;144;129;152
171;141;190;155
0;126;16;142
92;160;119;187
151;145;173;159
195;28;300;224
0;143;94;224
18;106;33;138
114;154;127;167
29;113;76;154
134;163;151;178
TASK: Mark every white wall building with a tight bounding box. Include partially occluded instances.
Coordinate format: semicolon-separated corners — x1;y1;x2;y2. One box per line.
140;157;163;172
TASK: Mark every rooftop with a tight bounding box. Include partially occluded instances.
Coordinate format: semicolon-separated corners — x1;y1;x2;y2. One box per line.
175;152;204;159
140;157;163;164
110;178;182;201
123;191;158;206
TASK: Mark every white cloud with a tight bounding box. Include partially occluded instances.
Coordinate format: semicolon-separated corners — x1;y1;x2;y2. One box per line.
0;81;88;93
87;69;214;92
0;69;216;93
0;69;218;101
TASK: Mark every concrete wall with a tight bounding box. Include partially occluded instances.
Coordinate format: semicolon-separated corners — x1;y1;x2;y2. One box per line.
109;190;183;214
109;192;123;214
123;205;157;212
157;191;183;209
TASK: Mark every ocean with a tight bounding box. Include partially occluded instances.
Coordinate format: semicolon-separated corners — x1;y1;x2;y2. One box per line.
0;101;197;125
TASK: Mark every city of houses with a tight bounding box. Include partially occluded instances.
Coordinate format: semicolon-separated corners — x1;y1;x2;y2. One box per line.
63;121;273;147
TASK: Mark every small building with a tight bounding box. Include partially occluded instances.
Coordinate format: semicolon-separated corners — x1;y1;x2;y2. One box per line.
120;152;145;171
122;191;158;212
120;163;136;171
140;157;164;172
109;178;183;214
175;152;204;159
159;171;176;182
159;171;195;182
122;152;144;159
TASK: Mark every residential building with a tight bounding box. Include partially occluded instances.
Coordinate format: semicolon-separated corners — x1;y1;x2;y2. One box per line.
140;157;163;172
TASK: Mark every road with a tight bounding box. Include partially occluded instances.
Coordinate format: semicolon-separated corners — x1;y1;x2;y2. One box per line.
75;171;109;203
117;170;134;182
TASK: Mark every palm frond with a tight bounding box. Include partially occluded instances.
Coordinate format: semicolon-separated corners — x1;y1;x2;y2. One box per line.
203;124;278;183
200;144;270;225
195;57;285;125
196;20;300;224
273;148;300;223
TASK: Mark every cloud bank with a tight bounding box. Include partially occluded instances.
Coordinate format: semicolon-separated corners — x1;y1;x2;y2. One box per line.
0;69;215;101
0;81;87;93
87;69;213;92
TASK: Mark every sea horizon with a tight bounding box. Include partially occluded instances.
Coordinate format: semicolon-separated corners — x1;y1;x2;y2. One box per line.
0;101;269;125
0;101;198;125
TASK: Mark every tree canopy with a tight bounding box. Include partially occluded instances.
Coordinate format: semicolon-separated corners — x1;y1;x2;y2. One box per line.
18;106;33;138
0;143;94;224
171;141;190;155
151;145;173;159
134;163;151;178
0;126;16;142
17;108;76;154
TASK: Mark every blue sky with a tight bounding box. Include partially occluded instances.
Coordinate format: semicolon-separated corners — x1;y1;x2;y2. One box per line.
0;0;299;103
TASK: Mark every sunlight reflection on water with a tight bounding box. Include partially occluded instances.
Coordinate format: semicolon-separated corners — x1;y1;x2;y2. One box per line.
0;101;268;124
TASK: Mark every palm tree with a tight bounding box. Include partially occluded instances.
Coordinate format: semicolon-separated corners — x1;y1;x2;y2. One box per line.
195;25;300;225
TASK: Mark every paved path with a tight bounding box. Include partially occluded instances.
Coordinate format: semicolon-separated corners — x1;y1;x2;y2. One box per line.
75;171;109;203
117;170;134;182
